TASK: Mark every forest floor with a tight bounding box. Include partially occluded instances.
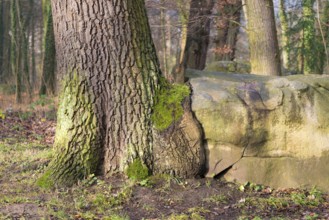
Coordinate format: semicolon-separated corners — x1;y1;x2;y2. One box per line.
1;109;329;219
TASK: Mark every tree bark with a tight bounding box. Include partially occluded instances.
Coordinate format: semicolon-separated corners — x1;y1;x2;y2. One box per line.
184;0;214;70
303;0;316;74
40;1;56;96
245;0;281;76
0;1;11;83
45;0;204;186
214;0;242;61
173;0;214;84
30;0;37;90
279;0;290;70
10;0;22;103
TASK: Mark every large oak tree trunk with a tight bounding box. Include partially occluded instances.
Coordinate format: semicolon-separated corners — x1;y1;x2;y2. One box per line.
245;0;281;76
46;0;205;186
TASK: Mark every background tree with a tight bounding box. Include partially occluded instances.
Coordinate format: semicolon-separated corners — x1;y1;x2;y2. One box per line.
39;0;56;96
10;0;22;103
183;0;215;70
213;0;242;61
302;0;317;74
279;0;290;70
0;0;11;84
245;0;281;75
42;0;204;186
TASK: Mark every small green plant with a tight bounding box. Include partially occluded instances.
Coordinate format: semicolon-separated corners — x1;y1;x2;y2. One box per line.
0;109;5;120
80;174;98;187
304;213;319;220
167;213;189;220
291;190;323;207
191;213;205;220
239;182;264;192
188;206;210;214
37;170;54;189
103;214;130;220
125;159;149;181
202;195;227;204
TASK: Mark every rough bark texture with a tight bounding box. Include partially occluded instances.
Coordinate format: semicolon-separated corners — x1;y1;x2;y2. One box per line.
215;0;242;61
46;0;204;186
246;0;281;76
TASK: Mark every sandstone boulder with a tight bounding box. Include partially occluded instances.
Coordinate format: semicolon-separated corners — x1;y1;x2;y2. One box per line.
188;69;329;191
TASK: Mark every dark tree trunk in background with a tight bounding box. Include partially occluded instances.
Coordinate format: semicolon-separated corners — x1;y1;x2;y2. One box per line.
184;0;215;70
0;0;4;82
215;0;242;61
40;1;56;96
174;0;215;83
10;0;22;103
0;0;11;84
29;0;37;89
44;0;204;186
245;0;281;76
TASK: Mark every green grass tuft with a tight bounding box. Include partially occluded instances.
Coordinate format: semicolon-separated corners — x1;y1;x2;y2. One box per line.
37;170;54;189
125;159;149;181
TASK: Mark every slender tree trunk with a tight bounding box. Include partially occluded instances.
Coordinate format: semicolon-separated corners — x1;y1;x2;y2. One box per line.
0;0;4;82
10;0;22;103
44;0;204;186
165;13;172;76
315;0;329;74
18;0;32;100
30;0;37;90
215;0;242;61
177;0;189;65
1;1;11;83
245;0;281;75
322;0;329;73
303;0;316;74
279;0;290;70
160;0;168;78
172;0;189;83
40;1;56;96
0;0;11;83
184;0;214;70
174;0;214;83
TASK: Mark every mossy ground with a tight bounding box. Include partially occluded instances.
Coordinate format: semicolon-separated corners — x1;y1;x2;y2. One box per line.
1;110;329;219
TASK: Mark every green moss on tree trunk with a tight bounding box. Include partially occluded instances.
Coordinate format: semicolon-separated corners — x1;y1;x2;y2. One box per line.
38;73;101;187
152;79;190;131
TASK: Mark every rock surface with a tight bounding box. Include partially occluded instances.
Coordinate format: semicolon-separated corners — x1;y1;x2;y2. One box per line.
188;69;329;191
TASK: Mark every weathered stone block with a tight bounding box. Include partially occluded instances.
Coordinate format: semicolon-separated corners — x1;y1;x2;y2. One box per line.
188;69;329;191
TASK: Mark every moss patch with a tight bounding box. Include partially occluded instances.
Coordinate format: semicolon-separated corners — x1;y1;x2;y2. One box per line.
152;79;190;131
125;159;149;181
37;170;54;189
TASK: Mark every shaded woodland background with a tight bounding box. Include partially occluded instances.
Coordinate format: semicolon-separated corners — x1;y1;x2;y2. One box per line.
0;0;329;105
